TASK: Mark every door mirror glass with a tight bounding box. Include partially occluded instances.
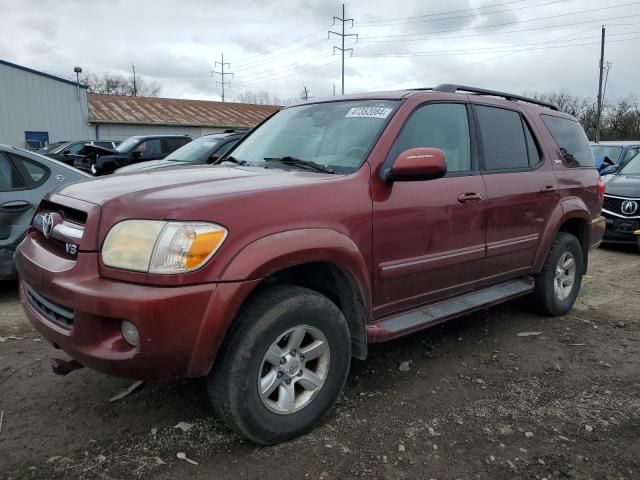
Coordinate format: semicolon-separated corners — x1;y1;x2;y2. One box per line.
207;154;220;164
387;148;447;181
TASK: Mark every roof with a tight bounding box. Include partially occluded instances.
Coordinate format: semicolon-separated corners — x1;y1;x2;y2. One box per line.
88;94;280;128
0;59;88;88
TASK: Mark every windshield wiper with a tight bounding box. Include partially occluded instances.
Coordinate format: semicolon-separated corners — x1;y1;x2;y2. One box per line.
264;156;335;174
218;156;248;166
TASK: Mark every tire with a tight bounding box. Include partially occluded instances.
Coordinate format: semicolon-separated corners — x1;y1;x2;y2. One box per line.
531;232;584;316
207;285;351;444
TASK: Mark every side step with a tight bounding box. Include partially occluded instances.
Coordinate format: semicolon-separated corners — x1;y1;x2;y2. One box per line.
367;277;534;342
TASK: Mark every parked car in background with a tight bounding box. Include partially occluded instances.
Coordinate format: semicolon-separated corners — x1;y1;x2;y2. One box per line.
74;135;191;176
36;141;69;155
591;141;640;175
16;85;604;444
114;132;244;174
601;152;640;247
45;140;121;165
0;145;90;279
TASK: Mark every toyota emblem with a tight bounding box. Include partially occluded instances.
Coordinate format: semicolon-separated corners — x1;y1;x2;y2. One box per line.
621;200;639;215
42;213;55;239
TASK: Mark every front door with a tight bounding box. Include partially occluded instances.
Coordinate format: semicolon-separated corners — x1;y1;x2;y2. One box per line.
372;102;487;318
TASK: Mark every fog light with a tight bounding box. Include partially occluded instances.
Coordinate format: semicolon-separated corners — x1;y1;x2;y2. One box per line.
121;321;140;346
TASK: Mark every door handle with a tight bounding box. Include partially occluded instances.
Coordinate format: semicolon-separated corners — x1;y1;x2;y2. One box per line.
541;185;557;193
457;192;483;203
0;200;32;212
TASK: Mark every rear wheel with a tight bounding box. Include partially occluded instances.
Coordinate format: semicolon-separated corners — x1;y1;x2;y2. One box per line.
207;285;351;444
531;232;584;316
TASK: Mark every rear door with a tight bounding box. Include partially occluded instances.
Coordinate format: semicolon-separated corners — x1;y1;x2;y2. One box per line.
473;104;558;284
372;102;487;316
0;152;52;275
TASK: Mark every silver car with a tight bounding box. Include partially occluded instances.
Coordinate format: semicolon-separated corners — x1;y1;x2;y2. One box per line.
0;144;90;279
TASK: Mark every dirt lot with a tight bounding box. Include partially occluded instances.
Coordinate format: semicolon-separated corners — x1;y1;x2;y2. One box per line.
1;246;639;480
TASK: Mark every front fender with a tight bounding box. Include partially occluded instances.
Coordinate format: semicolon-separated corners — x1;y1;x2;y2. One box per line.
220;228;372;317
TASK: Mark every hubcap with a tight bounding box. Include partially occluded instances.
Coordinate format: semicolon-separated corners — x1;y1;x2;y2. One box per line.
554;251;576;301
258;325;330;415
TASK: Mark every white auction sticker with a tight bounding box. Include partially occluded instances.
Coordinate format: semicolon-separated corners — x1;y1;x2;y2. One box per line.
345;107;393;119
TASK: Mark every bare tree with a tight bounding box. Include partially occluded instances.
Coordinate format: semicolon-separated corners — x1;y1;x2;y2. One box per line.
234;90;295;106
80;72;161;97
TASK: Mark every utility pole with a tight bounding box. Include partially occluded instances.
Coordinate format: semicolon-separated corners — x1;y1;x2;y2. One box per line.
131;62;137;97
595;25;606;143
329;3;357;95
213;53;233;102
301;85;313;102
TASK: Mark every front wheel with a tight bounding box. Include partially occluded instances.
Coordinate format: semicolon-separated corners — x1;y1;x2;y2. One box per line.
207;285;351;444
531;232;584;316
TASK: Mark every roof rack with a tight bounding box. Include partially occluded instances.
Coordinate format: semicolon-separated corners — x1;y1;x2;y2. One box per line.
432;84;558;111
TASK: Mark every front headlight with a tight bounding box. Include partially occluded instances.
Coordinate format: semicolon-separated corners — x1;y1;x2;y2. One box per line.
102;220;228;274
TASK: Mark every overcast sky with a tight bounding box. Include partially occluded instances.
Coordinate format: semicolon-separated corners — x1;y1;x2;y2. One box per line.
0;0;638;103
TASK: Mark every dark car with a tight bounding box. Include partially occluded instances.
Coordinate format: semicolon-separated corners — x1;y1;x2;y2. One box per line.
591;141;640;175
36;141;70;154
0;145;90;279
114;132;243;174
16;84;604;444
74;135;191;176
45;140;121;165
601;152;640;246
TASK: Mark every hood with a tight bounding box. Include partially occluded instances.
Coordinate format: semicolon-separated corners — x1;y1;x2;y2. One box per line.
115;159;180;174
78;144;116;157
602;173;640;197
54;165;336;209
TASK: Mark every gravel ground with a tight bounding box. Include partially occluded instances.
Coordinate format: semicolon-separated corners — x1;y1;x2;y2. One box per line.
1;246;639;480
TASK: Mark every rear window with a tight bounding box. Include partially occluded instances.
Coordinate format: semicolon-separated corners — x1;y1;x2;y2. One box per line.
541;115;594;167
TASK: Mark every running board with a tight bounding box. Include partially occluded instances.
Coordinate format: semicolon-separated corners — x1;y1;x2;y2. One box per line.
367;277;534;342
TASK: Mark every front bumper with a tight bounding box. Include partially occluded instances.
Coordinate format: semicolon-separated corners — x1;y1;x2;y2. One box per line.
602;213;640;245
16;234;259;380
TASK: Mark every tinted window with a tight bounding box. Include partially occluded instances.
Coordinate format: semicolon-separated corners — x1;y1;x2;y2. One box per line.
397;103;472;172
67;143;85;154
523;120;542;166
165;138;189;153
541;114;593;167
476;106;528;170
0;153;26;190
135;139;162;158
95;142;115;149
13;156;48;184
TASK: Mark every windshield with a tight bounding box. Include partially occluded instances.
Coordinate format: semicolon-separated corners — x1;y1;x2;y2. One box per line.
230;100;400;173
115;137;142;153
591;145;622;162
620;153;640;175
49;142;73;154
165;137;224;162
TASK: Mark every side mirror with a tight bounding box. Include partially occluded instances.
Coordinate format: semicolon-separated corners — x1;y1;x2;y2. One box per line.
601;164;619;175
207;154;220;164
63;149;71;154
385;148;447;182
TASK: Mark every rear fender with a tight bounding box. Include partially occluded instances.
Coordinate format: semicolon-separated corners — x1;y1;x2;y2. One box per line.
533;198;591;273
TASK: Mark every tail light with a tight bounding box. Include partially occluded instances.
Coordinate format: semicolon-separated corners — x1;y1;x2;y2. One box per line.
597;177;606;203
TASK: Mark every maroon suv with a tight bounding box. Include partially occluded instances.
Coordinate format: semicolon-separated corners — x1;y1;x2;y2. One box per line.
16;84;606;444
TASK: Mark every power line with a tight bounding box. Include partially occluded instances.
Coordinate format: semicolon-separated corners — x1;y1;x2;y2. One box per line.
329;3;358;95
355;0;568;27
358;2;640;40
235;56;338;87
358;14;640;43
213;53;233;102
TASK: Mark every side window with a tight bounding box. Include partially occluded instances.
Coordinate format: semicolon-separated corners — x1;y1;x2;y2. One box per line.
10;154;49;186
215;140;238;157
0;153;26;191
540;114;593;167
135;139;162;157
623;147;639;164
475;106;528;170
396;103;472;172
67;143;85;154
95;142;114;149
523;120;542;167
165;138;188;153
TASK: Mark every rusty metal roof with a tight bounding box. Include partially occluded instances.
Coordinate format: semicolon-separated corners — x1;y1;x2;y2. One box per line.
88;94;280;128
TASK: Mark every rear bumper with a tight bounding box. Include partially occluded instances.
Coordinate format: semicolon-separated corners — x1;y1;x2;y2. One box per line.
16;235;260;380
